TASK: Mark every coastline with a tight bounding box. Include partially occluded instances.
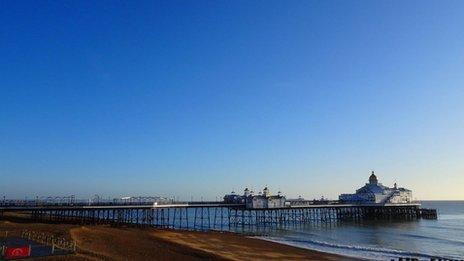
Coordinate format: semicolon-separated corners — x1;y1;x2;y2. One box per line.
149;229;361;260
0;217;360;260
252;236;359;260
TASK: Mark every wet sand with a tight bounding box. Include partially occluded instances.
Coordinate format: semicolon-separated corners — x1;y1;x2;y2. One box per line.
0;218;359;260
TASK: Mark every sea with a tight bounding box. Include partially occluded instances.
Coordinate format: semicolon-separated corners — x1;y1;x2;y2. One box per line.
254;201;464;260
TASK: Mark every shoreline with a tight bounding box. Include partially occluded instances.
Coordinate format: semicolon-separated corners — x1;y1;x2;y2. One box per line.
251;236;363;260
150;228;361;260
0;216;360;260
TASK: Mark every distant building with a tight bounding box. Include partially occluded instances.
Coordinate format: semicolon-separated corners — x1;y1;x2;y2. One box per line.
245;187;286;209
339;171;413;205
223;187;286;208
223;191;244;204
287;196;332;207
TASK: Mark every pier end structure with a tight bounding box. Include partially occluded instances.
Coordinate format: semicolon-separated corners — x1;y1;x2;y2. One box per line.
339;171;413;205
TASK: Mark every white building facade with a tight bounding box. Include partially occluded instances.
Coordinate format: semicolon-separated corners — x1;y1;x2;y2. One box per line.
243;187;286;209
339;171;413;205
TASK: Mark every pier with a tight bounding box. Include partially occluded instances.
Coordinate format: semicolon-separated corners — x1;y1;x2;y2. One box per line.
0;202;437;231
1;173;439;231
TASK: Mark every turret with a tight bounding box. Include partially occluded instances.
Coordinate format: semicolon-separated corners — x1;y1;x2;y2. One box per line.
263;187;270;197
244;188;250;197
369;171;378;185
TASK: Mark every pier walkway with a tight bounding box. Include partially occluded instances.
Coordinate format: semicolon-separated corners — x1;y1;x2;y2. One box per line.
0;201;437;231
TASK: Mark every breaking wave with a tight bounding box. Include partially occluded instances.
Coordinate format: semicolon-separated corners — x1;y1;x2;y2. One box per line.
256;236;457;260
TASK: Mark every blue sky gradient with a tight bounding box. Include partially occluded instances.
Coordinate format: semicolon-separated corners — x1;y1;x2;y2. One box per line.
1;1;463;200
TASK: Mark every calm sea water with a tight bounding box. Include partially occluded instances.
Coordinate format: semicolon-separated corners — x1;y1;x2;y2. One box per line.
256;201;464;260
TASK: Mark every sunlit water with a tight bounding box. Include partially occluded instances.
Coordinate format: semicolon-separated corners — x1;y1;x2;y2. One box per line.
254;201;464;260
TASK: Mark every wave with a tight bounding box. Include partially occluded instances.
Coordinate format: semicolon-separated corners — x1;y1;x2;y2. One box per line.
257;236;459;260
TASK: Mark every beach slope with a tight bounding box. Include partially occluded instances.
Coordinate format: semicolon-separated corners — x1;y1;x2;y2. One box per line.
0;220;358;260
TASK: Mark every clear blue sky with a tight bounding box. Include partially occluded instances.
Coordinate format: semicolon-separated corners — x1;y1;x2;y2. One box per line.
1;1;463;200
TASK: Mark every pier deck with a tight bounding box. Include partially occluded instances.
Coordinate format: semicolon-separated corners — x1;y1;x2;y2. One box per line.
0;202;437;231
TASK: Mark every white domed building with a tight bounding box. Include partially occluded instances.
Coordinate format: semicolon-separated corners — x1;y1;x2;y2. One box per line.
339;171;413;205
223;187;286;208
244;187;286;209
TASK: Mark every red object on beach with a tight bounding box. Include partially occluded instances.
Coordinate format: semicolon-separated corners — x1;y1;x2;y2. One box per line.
4;246;30;259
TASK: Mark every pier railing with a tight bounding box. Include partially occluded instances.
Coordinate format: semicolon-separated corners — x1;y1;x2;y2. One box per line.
21;230;76;253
